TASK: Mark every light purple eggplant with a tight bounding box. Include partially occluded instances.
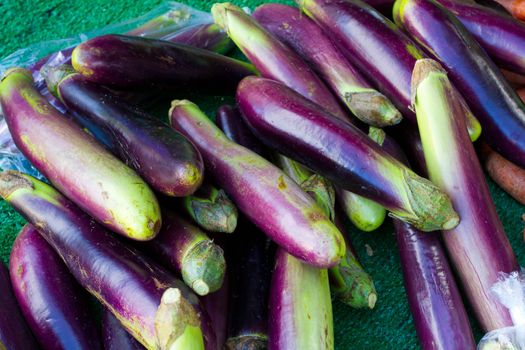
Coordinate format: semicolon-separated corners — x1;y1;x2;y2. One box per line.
0;260;38;350
394;0;525;168
0;68;161;241
253;3;401;127
411;58;518;331
102;309;144;350
236;76;458;232
0;171;216;350
46;65;204;197
10;224;102;350
169;99;346;268
140;211;226;296
211;2;348;120
71;34;256;93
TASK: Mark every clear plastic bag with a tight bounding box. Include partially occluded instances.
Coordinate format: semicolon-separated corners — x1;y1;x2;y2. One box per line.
0;2;214;178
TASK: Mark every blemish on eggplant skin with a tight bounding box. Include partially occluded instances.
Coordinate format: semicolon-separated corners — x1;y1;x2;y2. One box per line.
308;211;324;222
277;175;287;190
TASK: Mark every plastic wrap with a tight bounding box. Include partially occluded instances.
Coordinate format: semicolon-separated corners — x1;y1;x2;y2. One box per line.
478;271;525;350
0;2;216;178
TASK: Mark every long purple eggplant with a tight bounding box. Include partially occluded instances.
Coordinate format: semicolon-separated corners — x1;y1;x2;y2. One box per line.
237;77;458;232
226;218;273;350
0;260;38;350
46;65;204;197
102;309;144;350
0;68;161;240
211;2;347;120
434;0;525;75
169;100;346;268
10;224;102;350
140;211;226;296
0;171;215;349
201;275;229;350
253;3;401;127
411;59;518;331
394;220;476;349
394;0;525;168
72;34;256;92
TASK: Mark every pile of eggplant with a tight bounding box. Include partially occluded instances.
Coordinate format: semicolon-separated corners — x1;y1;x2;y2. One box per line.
1;0;525;348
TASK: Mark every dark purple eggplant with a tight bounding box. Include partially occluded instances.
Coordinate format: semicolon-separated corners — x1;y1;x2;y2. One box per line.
45;65;204;197
102;309;144;350
0;260;38;350
211;2;348;120
201;275;229;350
10;224;102;350
72;34;256;93
253;3;401;127
0;171;215;349
237;76;458;232
411;59;518;331
0;68;161;241
140;211;226;296
394;0;525;168
169;100;346;268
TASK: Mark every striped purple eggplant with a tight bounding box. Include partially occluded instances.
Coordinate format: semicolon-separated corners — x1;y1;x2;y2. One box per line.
411;59;518;331
102;309;144;350
237;76;458;232
72;34;256;92
434;0;525;75
0;171;215;349
140;211;226;296
181;180;238;233
0;68;161;240
46;65;204;197
394;0;525;168
10;224;102;350
394;220;476;349
0;260;38;350
201;275;229;350
253;3;401;127
211;2;347;120
170;100;345;268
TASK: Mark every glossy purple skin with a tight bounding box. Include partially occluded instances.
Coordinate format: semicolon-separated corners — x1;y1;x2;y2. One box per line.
299;0;422;120
201;275;229;350
102;309;144;350
215;105;270;157
237;77;408;211
397;0;525;168
435;0;525;75
0;261;38;350
394;220;476;350
10;224;102;350
72;34;254;93
56;73;204;197
6;182;215;349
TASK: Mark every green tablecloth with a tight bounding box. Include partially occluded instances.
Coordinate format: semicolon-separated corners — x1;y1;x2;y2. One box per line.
1;0;524;349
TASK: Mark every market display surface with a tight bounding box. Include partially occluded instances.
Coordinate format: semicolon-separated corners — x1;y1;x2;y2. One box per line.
1;0;525;349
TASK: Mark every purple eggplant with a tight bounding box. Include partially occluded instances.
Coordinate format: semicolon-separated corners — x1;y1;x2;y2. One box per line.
169;100;345;268
201;275;229;350
411;59;518;331
102;309;144;350
394;220;476;349
46;65;204;197
253;3;401;127
237;76;458;232
10;224;102;350
211;2;347;120
226;218;273;350
269;248;334;350
0;68;161;240
394;0;525;169
0;260;38;350
71;34;256;93
181;180;238;233
433;0;525;75
0;171;215;349
140;211;226;296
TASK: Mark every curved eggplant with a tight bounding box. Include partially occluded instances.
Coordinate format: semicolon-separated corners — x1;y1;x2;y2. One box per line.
0;68;161;241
